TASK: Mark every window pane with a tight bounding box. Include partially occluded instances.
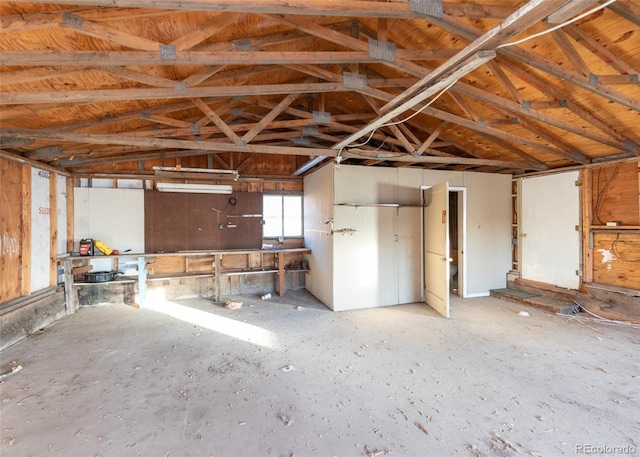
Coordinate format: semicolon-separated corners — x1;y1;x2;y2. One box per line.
263;195;283;237
283;195;302;236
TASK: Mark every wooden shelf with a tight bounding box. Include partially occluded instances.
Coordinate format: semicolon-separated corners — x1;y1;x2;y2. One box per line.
590;225;640;230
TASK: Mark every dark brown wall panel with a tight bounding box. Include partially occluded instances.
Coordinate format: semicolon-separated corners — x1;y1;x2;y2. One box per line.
145;191;262;253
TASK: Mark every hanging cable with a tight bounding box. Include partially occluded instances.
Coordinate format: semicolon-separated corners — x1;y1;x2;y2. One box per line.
497;0;617;49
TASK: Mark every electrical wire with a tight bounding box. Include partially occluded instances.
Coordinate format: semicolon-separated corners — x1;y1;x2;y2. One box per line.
611;232;640;262
345;78;459;150
594;164;620;225
497;0;617;49
342;0;618;154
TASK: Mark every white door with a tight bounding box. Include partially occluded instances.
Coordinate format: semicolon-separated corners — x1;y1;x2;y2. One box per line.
521;172;581;289
423;182;450;318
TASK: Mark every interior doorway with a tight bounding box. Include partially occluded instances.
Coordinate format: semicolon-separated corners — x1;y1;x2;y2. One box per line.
449;187;466;298
421;184;467;318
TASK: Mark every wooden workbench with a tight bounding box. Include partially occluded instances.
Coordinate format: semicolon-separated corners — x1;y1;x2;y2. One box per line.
60;247;311;310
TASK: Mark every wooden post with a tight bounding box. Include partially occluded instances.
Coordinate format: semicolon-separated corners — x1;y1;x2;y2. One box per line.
277;251;285;296
20;164;31;296
138;256;147;307
214;253;221;302
63;258;78;314
581;168;593;284
66;177;74;253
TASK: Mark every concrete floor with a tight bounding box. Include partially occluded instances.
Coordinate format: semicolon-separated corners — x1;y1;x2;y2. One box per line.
1;290;638;457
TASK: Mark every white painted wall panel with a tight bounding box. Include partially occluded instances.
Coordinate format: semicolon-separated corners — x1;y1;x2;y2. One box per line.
521;171;580;289
463;172;512;296
303;164;334;308
30;168;51;293
304;165;512;310
74;188;145;271
57;175;67;255
334;165;398;204
332;205;398;310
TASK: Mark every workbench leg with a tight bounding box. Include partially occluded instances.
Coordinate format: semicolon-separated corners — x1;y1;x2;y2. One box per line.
138;257;147;308
278;252;285;296
63;259;78;314
214;254;221;302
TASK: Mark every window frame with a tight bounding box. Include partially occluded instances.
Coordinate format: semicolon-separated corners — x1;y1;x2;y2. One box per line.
262;192;304;240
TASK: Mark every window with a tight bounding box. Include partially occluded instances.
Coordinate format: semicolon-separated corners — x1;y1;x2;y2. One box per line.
263;194;303;238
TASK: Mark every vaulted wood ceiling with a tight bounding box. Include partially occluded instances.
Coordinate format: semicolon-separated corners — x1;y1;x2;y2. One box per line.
1;0;639;179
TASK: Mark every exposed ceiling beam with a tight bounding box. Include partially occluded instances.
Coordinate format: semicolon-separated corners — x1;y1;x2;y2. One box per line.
0;82;348;105
0;128;541;170
2;0;515;19
0;50;385;67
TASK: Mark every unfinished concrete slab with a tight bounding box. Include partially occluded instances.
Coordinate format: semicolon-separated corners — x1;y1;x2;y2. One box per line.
1;292;638;457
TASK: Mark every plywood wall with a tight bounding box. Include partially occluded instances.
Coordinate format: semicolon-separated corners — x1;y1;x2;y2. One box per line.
1;159;24;302
1;157;70;304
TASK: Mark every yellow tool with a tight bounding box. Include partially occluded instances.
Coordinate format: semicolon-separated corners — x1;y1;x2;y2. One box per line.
93;240;113;256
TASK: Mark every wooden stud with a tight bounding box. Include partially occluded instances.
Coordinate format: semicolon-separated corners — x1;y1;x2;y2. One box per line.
20;164;31;296
581;168;593;284
66;177;74;253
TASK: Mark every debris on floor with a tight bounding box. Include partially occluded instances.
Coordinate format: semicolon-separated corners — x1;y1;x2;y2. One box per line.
0;364;23;381
518;311;530;317
280;365;295;372
225;301;243;310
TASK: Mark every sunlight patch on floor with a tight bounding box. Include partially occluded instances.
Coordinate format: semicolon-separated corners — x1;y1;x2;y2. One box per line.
144;289;280;349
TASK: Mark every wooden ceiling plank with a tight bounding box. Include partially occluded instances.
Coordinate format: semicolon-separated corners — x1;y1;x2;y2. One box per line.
191;98;240;143
608;0;640;27
382;0;569;115
58;15;166;51
487;61;523;104
181;65;225;86
99;66;177;87
453;77;634;151
563;24;639;75
0;67;88;85
240;92;302;144
170;12;238;51
447;91;479;122
396;123;421;146
142;113;193;129
499;58;635;145
415;121;449;156
550;29;590;77
377;18;388;42
266;14;429;78
434;15;640;111
516;117;591;164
